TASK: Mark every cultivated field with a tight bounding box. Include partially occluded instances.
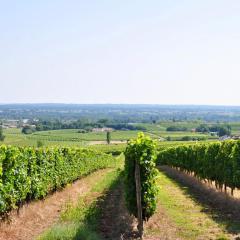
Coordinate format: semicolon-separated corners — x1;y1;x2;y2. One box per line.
3;123;217;148
1;122;240;240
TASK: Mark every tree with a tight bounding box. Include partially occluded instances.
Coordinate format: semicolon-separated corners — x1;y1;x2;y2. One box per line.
196;124;209;133
106;131;111;144
22;126;35;134
0;126;5;141
36;140;44;147
166;126;188;131
218;126;231;137
166;136;171;141
98;118;108;125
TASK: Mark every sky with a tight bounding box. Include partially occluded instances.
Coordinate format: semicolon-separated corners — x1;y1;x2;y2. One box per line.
1;0;240;105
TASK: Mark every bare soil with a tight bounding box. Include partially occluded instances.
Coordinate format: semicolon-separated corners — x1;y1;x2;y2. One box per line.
98;178;179;240
144;204;180;240
98;180;138;240
0;169;111;240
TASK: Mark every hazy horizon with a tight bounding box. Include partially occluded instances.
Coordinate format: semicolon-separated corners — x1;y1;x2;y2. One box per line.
1;102;240;108
1;1;240;105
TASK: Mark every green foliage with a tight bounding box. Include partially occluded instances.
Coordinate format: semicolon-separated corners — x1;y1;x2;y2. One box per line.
22;126;35;134
89;143;126;155
124;133;158;221
0;126;5;141
0;145;115;214
106;131;111;144
35;118;147;132
37;140;44;147
196;124;231;136
218;126;231;137
196;124;209;133
180;136;206;141
166;126;188;131
157;140;240;191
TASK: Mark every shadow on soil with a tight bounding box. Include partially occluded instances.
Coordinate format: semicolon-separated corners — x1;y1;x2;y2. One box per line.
74;171;139;240
159;166;240;237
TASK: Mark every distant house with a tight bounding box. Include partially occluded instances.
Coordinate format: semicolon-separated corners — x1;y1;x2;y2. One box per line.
232;135;240;140
3;124;17;128
210;131;218;136
23;124;36;128
92;128;113;132
219;135;240;141
3;119;19;128
22;119;29;124
219;135;231;141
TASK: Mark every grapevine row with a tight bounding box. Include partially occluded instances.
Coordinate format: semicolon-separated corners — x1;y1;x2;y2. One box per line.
124;133;158;221
0;145;115;214
157;140;240;193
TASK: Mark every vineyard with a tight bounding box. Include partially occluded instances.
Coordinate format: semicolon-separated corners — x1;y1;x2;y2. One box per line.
158;140;240;194
1;137;240;239
0;145;115;214
3;126;217;148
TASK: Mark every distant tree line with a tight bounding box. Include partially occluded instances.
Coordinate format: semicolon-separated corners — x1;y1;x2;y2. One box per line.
196;124;231;137
166;136;207;141
35;119;94;131
106;123;146;131
3;104;240;123
166;126;188;131
34;119;146;132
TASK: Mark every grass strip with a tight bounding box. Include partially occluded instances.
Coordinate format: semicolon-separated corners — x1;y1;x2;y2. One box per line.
38;167;122;240
154;170;230;240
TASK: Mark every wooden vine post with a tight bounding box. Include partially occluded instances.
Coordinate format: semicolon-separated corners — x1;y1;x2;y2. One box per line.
135;159;143;239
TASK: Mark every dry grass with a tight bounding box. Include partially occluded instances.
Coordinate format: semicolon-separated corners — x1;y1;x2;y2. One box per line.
158;166;240;239
0;169;111;240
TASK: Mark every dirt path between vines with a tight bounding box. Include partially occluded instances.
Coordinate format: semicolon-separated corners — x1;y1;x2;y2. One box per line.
98;180;138;239
98;179;179;240
0;169;111;240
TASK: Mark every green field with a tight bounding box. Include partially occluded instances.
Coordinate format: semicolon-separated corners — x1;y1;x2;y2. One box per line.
1;124;216;152
138;121;240;135
3;128;150;148
3;128;137;147
2;127;217;149
0;128;235;240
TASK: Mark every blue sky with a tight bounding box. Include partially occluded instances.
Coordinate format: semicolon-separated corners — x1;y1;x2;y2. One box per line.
1;1;240;105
